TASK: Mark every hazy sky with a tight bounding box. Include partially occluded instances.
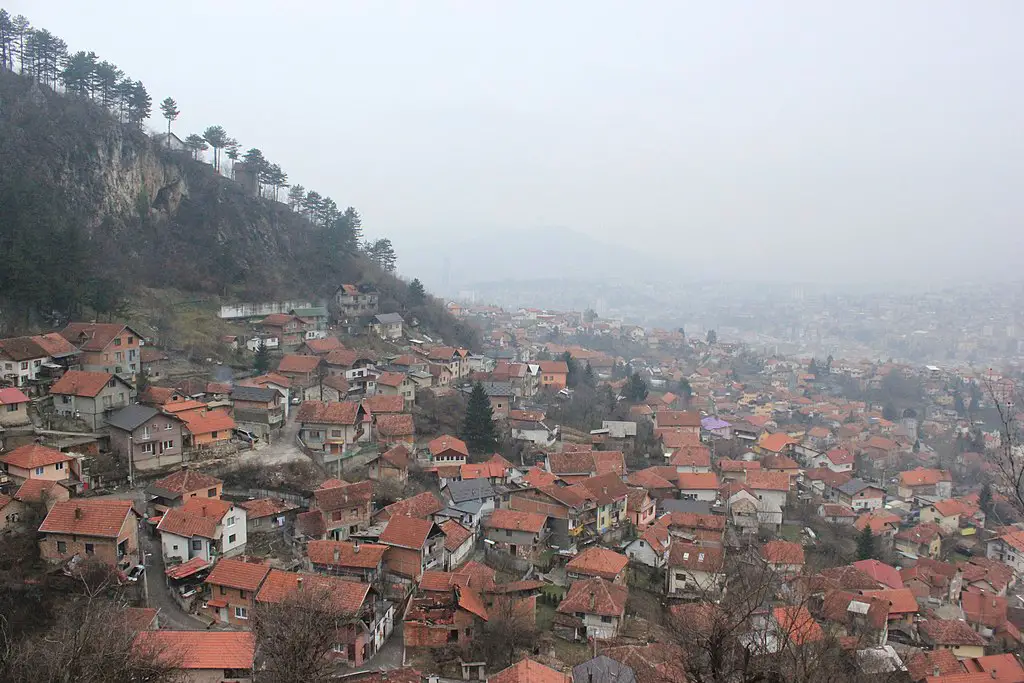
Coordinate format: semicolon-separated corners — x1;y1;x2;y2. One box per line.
11;1;1024;283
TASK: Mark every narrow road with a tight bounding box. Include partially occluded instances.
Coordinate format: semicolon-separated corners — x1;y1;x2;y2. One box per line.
140;528;210;630
237;412;306;466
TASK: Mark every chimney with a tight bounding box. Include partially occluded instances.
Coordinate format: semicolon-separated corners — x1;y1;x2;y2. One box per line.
297;577;303;591
589;591;596;611
354;540;361;553
333;547;340;562
933;667;940;677
74;507;82;520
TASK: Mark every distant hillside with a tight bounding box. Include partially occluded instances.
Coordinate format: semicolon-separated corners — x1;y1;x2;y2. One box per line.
0;70;476;347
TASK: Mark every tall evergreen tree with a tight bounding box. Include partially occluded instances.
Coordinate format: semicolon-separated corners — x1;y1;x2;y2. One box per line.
623;373;648;402
94;60;123;109
10;14;30;74
184;134;208;161
342;207;363;242
583;362;596;388
562;351;580;388
60;50;98;96
302;191;323;221
159;97;179;142
462;382;498;454
125;80;151;124
0;10;13;70
203;125;230;171
706;329;718;345
253;340;270;374
367;238;397;272
287;185;306;211
856;525;875;561
409;278;426;303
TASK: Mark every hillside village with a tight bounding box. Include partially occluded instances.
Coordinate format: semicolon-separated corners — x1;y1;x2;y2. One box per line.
1;288;1024;683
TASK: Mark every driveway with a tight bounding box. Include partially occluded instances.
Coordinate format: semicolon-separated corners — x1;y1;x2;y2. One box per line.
238;413;307;466
140;525;209;630
354;620;405;672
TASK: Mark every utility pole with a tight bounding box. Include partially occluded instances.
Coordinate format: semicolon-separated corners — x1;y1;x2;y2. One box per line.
128;436;135;488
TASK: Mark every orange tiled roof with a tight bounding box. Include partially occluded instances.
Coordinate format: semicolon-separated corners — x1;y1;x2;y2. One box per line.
773;605;824;645
759;433;798;453
677;472;720;490
363;394;406;414
14;478;68;503
489;659;569;683
428;434;468;457
179;410;236;436
380;515;437;550
376;413;414;437
256;569;370;614
381;491;443;519
296;400;361;425
238;497;297;520
744;471;790;492
135;631;254;670
307;540;388;569
900;467;952;487
439;520;473;552
0;444;73;469
566;547;628;580
150;468;222;496
39;499;135;538
762;540;805;566
486;509;547;534
314;480;372;512
277;354;321;374
50;370;115;398
557;577;627;617
205;558;271;591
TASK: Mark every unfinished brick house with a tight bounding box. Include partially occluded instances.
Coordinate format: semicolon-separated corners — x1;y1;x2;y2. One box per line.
403;585;489;650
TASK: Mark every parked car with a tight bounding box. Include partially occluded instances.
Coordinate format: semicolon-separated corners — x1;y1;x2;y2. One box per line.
234;428;259;444
126;565;145;582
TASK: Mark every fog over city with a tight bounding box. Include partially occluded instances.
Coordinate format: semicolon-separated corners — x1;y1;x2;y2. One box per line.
13;1;1024;288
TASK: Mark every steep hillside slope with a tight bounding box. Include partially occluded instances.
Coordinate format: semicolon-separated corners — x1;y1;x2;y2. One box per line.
0;70;475;347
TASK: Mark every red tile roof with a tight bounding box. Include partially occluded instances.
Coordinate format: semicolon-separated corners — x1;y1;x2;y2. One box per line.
566;547;628;580
538;360;569;375
855;510;901;534
851;559;904;589
668;445;711;468
521;467;561;488
376;371;408;388
677;472;720;490
486;509;547;534
718;459;761;473
656;411;701;428
627;468;676;490
179;410;236;436
744;471;790;491
296;400;361;425
773;605;824;645
381;491;443;519
376;413;415;437
419;570;471;592
439;520;473;552
0;387;30;405
363;394;406;415
919;619;987;646
905;649;962;682
60;322;138;352
759;433;799;453
39;499;135;538
961;591;1008;629
961;654;1024;682
380;515;437;550
14;478;68;503
667;542;724;571
205;558;271;591
256;569;370;614
900;467;952;487
301;337;346;354
557;577;627;617
762;540;805;566
862;588;919;615
325;348;361;368
135;631;255;670
489;659;569;683
428;434;468;457
150;468;222;496
0;443;73;469
307;540;388;569
50;370;115;398
380;444;412;469
238;497;298;520
314;480;372;512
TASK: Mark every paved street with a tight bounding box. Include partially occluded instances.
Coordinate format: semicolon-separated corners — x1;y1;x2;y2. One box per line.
140;527;209;630
354;620;405;672
238;412;307;466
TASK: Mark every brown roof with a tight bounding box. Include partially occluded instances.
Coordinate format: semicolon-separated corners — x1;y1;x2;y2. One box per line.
277;354;322;374
296;510;326;538
900;468;952;487
919;619;987;646
419;570;471;592
205;558;271;591
296;400;361;425
376;371;408;388
0;444;73;469
667;542;724;571
255;570;370;614
325;348;361;367
627;469;676;490
314;480;372;512
380;516;438;550
237;497;298;520
14;479;68;503
60;322;139;352
557;577;627;617
961;591;1008;629
656;411;701;428
381;491;444;519
744;471;790;491
548;451;597;475
50;370;116;398
380;444;412;469
157;507;217;539
301;337;346;354
905;650;962;682
762;540;805;566
862;588;919;616
39;499;135;538
260;313;302;327
566;547;628;580
574;472;630;505
150;469;222;496
428;434;468;457
363;394;406;414
136;631;254;670
486;509;547;534
179;410;236;436
439;520;473;552
376;413;415;437
307;540;388;569
489;659;569;683
538;360;569;374
821;591;889;631
599;643;689;683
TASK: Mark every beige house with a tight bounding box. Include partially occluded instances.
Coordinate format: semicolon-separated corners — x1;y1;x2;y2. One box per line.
49;370;136;431
0;387;32;427
0;444;78;485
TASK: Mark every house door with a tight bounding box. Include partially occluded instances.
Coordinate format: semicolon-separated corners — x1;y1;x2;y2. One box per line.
219;607;228;623
509;544;517;556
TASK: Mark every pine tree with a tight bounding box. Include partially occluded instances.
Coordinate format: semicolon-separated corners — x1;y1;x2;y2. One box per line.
706;329;718;345
287;185;306;211
462;382;498;454
61;51;97;95
0;10;13;71
857;525;875;560
125;80;151;124
159;97;179;143
979;483;993;517
253;340;270;374
184;134;208;161
409;278;426;303
583;362;596;387
342;207;363;243
624;373;648;402
368;238;397;272
563;351;579;388
203;125;230;171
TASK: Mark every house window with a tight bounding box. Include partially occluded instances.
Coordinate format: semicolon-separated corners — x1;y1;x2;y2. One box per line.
239;590;247;599
5;404;16;413
127;336;134;344
212;431;218;438
142;443;155;454
35;466;44;475
108;379;116;388
331;430;342;438
33;360;41;367
62;395;71;404
162;440;174;450
228;534;237;543
208;488;217;497
20;361;28;370
114;337;122;346
220;586;227;595
226;516;236;527
115;351;123;362
192;540;202;550
166;423;173;430
57;541;67;553
234;606;248;620
85;543;94;555
601;616;612;623
55;462;64;471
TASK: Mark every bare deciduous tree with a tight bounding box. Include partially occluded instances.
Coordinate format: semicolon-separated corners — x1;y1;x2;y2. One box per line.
472;593;539;669
251;586;356;683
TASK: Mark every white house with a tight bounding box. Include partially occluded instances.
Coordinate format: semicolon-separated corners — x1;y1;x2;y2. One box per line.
986;530;1024;576
246;336;280;352
745;472;789;520
625;523;671;569
666;542;724;596
677;473;720;502
157;498;247;564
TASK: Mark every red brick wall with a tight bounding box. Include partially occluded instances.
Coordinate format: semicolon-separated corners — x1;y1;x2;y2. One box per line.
385;546;423;580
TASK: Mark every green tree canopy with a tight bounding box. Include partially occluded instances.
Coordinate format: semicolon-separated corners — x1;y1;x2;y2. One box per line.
253;339;270;374
856;525;875;561
462;381;498;454
159;96;179;140
623;373;648;402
